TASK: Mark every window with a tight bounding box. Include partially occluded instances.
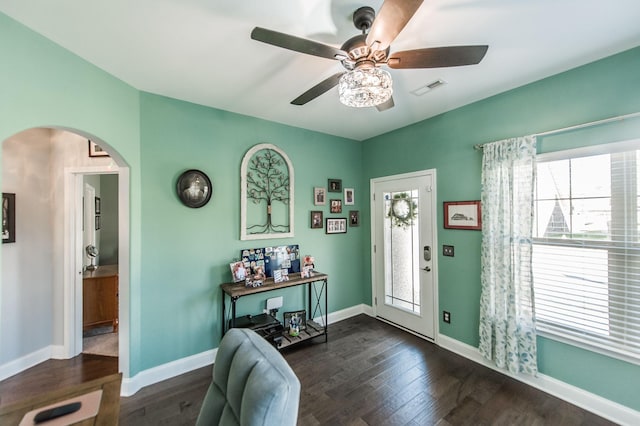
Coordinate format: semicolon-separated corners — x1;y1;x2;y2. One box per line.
533;141;640;363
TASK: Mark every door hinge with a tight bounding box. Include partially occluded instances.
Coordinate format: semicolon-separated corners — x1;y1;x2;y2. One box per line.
375;297;377;305
426;185;432;192
373;244;376;253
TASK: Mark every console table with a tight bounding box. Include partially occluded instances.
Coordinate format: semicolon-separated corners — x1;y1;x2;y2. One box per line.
221;272;328;349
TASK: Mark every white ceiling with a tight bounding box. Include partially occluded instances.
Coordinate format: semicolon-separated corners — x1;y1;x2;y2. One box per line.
2;0;640;141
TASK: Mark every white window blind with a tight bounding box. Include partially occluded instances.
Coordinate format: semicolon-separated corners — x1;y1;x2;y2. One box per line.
533;141;640;362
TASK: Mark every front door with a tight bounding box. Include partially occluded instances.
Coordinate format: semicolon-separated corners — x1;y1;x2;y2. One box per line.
371;170;437;340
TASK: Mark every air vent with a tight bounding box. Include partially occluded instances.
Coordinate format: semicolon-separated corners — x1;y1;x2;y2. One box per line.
411;79;447;96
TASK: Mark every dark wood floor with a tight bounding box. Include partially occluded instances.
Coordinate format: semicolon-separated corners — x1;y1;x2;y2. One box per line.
0;315;615;425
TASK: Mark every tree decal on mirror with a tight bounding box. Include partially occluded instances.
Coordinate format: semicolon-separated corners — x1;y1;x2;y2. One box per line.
241;144;294;240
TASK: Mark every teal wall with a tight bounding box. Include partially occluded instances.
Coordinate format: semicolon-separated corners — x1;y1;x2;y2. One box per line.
137;94;364;370
363;47;640;410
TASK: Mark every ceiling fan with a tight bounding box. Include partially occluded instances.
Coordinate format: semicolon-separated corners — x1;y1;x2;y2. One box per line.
251;0;488;111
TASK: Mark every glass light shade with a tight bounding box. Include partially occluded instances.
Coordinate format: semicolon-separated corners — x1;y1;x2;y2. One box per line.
338;67;393;108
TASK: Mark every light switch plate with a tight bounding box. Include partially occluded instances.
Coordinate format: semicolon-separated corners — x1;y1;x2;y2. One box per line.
443;245;454;257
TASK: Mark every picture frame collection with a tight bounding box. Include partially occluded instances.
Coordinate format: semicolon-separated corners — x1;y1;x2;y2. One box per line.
312;178;358;234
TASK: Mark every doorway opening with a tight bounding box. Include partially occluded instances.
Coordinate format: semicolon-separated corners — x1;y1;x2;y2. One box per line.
0;127;130;381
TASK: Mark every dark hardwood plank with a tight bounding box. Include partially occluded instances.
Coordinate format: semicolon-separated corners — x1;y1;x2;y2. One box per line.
0;314;618;425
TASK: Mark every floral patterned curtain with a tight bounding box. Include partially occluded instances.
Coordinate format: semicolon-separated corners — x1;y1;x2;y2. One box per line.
479;136;538;375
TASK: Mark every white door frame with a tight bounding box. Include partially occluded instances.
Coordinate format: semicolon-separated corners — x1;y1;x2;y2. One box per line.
370;169;439;342
63;165;130;378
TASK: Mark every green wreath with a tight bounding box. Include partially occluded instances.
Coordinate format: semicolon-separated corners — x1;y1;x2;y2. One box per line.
387;192;418;228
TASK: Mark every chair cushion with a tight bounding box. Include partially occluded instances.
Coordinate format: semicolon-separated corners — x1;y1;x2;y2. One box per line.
196;328;300;426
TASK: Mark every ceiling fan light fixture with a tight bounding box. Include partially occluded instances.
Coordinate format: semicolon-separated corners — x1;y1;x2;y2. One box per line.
338;67;393;108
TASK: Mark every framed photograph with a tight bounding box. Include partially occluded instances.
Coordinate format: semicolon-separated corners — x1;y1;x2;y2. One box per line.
349;210;360;227
176;169;212;208
94;197;101;214
330;199;342;214
95;215;101;231
344;188;355;205
2;193;16;244
326;217;347;234
283;310;307;331
310;210;323;229
230;261;249;283
444;200;482;230
88;140;109;157
313;187;326;205
328;178;342;192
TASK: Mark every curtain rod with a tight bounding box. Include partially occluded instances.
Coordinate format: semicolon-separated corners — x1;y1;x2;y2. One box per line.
473;111;640;150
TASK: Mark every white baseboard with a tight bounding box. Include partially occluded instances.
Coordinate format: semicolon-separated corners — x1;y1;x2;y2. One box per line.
122;304;372;396
0;346;52;381
50;345;67;360
2;305;373;395
438;334;640;426
317;303;372;325
121;348;217;397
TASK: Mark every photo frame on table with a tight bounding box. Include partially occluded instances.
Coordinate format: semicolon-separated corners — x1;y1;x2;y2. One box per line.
326;217;347;234
344;188;355;205
2;192;15;244
330;199;342;213
283;310;307;331
444;200;482;230
230;261;249;283
88;140;110;157
328;178;342;192
310;211;323;229
313;187;326;205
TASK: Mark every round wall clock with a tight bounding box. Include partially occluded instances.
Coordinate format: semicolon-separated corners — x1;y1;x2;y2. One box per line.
176;169;212;208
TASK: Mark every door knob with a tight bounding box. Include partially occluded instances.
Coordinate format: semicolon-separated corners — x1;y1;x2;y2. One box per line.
423;266;431;272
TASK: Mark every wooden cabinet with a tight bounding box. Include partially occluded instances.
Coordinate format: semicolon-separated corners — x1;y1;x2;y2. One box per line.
83;264;119;332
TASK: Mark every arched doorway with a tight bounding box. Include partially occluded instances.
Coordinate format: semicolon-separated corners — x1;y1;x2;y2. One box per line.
1;127;130;380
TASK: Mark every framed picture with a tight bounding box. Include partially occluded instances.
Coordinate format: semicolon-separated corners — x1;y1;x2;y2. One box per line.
444;200;482;230
349;210;360;227
326;217;347;234
283;310;307;331
95;215;101;230
95;197;101;214
344;188;355;205
176;169;212;208
310;210;323;229
88;140;109;157
313;187;326;205
330;199;342;213
230;261;249;283
328;178;342;192
2;192;16;244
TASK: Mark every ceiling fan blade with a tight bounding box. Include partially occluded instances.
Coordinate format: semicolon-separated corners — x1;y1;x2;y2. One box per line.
291;72;345;105
387;45;489;69
251;27;348;61
366;0;423;51
376;97;395;112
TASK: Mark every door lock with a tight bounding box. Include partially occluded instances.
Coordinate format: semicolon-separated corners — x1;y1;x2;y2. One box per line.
423;266;431;272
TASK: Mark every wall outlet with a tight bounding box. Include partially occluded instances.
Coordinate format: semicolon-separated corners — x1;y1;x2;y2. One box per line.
443;311;451;324
266;296;283;311
443;245;454;257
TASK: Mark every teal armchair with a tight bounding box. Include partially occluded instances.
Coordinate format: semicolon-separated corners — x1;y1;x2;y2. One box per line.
196;328;301;426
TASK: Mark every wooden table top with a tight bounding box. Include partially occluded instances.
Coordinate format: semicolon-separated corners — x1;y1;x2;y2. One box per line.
221;272;327;298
